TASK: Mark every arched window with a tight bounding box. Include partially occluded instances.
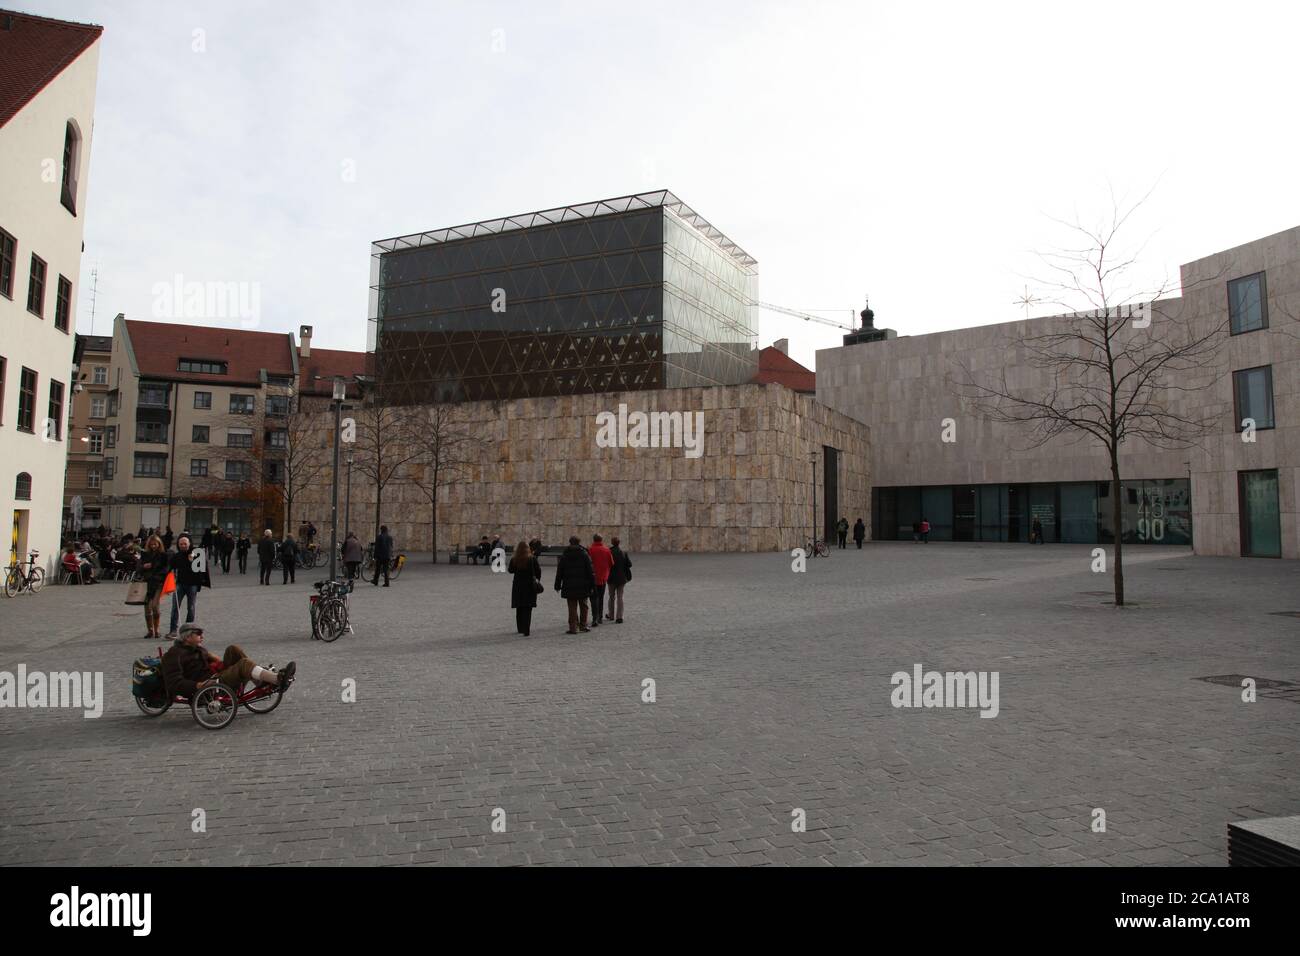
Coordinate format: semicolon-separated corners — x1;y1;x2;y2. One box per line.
60;120;81;215
15;472;32;501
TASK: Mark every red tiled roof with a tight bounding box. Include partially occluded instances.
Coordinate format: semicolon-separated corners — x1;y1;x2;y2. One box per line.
124;320;296;387
753;346;816;393
0;10;103;128
298;346;370;397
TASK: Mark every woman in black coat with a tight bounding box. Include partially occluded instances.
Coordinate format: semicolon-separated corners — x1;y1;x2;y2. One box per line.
508;540;542;637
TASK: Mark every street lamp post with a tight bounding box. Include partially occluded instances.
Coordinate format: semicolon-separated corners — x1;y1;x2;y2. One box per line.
811;449;818;552
328;378;346;582
345;451;354;539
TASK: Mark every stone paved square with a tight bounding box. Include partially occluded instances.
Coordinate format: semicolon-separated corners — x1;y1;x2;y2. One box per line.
0;543;1297;866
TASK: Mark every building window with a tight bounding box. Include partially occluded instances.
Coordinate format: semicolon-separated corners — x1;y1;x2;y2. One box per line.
0;228;14;299
47;380;64;440
55;276;72;332
15;472;31;500
265;460;283;482
104;457;115;480
133;453;167;478
61;121;81;215
266;394;291;417
229;394;255;415
1228;272;1268;335
88;431;103;454
136;420;168;444
87;469;100;489
225;460;252;481
192;424;209;443
1238;470;1281;557
227;428;253;448
26;254;46;316
105;424;116;447
138;383;169;407
90;396;106;418
107;394;117;416
1233;366;1275;431
190;459;208;477
178;358;228;375
193;390;212;409
267;428;287;449
92;365;108;385
17;367;37;432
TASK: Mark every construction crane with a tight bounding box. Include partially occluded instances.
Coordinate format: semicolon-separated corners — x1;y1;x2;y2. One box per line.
756;301;858;332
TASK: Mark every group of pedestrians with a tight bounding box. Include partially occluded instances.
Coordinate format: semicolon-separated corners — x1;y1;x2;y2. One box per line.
137;532;210;640
510;534;632;637
835;517;867;549
255;530;306;585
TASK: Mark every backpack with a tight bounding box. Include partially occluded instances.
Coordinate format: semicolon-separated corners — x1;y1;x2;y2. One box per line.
132;655;163;698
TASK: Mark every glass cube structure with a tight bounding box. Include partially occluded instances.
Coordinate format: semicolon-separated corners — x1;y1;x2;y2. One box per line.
368;190;758;404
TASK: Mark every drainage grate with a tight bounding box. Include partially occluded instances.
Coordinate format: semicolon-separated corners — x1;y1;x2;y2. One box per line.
1268;611;1300;619
965;577;998;582
1196;674;1297;691
1078;590;1113;597
1157;567;1188;571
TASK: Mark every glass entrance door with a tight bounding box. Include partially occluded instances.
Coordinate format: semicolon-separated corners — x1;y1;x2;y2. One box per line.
1239;470;1281;557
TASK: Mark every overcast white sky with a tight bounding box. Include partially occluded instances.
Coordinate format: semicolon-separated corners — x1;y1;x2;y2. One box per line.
33;0;1300;369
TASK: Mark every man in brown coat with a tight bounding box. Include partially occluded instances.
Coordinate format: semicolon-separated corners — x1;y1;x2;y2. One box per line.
162;624;295;698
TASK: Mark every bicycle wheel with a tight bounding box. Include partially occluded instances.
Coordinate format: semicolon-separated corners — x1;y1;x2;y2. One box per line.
389;558;404;580
243;680;283;714
28;567;45;592
302;550;317;569
4;568;21;598
316;600;347;642
191;683;238;730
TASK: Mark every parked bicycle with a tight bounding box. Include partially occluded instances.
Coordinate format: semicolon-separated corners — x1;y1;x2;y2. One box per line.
803;538;830;558
4;550;46;597
310;578;352;642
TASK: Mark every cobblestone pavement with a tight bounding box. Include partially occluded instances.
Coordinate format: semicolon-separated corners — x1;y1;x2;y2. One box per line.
0;542;1297;866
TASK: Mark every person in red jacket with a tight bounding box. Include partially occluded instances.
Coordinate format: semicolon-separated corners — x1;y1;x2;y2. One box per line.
588;534;614;630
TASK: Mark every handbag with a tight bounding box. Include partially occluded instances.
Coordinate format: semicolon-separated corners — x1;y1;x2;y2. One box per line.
533;578;545;595
124;578;147;605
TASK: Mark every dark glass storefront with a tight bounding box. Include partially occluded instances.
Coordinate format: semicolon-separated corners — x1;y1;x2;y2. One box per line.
369;191;758;405
872;479;1192;545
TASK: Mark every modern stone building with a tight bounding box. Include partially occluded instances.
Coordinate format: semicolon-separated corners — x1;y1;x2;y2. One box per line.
816;226;1300;558
296;382;870;555
0;10;103;569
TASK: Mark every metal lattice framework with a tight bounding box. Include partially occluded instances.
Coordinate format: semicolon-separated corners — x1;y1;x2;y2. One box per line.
371;189;758;272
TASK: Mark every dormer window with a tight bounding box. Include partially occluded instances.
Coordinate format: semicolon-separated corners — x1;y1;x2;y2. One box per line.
178;358;228;375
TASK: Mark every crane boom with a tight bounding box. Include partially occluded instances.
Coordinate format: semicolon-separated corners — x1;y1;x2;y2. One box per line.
756;301;856;331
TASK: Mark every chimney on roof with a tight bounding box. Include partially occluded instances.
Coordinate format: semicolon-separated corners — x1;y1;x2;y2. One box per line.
773;338;789;355
299;325;312;358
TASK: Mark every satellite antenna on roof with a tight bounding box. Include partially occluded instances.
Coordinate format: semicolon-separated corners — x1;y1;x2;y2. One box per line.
88;263;100;335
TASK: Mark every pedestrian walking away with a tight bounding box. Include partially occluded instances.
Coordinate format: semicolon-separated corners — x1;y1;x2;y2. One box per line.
588;534;613;628
554;535;595;634
280;533;298;584
606;536;632;623
257;529;276;585
508;540;543;636
372;525;394;586
920;517;931;543
236;532;250;573
853;517;866;549
342;531;363;580
837;516;849;549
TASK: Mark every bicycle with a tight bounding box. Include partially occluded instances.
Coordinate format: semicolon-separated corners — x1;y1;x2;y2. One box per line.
4;550;46;597
803;538;829;558
310;578;352;642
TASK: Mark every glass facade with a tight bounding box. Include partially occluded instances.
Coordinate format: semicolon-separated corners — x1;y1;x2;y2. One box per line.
1238;470;1281;557
369;191;758;404
873;479;1192;545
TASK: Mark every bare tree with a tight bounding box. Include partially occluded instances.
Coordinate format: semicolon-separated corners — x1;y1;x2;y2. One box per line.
405;403;483;561
265;404;331;537
955;197;1227;606
351;397;422;545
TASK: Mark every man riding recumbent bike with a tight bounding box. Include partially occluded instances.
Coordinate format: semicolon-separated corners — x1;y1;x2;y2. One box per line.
132;623;296;730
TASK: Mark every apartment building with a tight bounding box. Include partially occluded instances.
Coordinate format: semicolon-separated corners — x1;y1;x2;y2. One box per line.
62;333;112;531
99;315;299;537
0;10;103;567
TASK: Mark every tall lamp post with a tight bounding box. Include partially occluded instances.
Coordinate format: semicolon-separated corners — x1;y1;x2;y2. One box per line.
328;377;346;581
344;451;355;539
811;449;818;552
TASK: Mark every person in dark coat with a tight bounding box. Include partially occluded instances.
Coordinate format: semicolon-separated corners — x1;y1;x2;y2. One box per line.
279;534;299;584
257;530;276;585
371;525;394;586
508;540;542;637
236;533;251;573
553;535;595;634
167;535;211;637
162;526;174;551
853;518;866;549
836;517;849;549
342;532;364;579
138;534;169;639
219;531;235;573
605;536;632;623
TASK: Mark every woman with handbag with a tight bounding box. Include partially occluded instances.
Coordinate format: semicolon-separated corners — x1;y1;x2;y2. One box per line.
508;540;543;637
136;534;170;639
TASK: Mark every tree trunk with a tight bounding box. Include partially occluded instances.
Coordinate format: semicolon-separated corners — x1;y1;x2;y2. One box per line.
374;484;382;546
1110;451;1125;607
430;466;439;562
